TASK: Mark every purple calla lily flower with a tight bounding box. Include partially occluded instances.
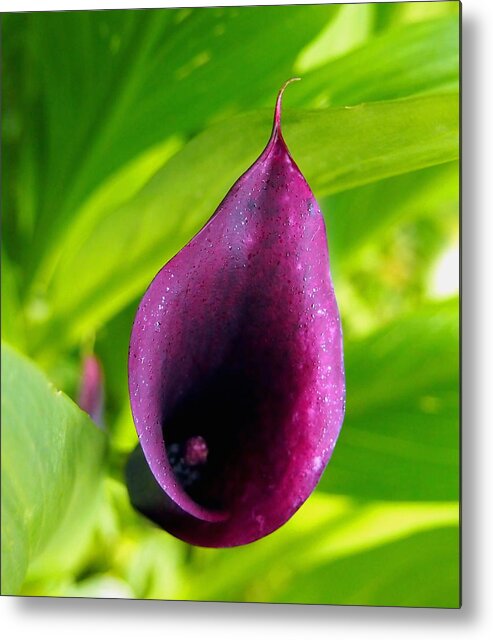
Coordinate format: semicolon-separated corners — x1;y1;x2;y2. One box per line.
78;353;104;427
127;80;345;547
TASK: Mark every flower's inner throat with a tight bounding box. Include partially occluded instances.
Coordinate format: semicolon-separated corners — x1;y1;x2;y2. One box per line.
162;363;261;512
161;318;304;513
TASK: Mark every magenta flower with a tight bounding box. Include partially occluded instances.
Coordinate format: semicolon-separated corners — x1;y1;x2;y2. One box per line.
78;353;104;427
127;80;345;547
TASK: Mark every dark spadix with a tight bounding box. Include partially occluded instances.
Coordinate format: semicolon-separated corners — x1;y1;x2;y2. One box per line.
127;80;345;547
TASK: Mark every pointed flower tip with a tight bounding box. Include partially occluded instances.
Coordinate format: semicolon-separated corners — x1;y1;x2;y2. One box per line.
273;77;301;133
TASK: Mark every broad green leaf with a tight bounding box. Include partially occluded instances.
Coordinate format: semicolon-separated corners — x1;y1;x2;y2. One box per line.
270;525;459;607
295;3;375;72
318;299;459;501
1;343;106;594
1;249;27;350
177;493;458;604
6;6;339;267
370;0;460;35
33;92;458;349
1;14;44;263
291;14;459;108
399;0;461;25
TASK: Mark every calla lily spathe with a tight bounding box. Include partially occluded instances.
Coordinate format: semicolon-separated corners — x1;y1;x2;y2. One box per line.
127;81;345;547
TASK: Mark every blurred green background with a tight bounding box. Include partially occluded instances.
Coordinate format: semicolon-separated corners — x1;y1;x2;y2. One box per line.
1;2;459;606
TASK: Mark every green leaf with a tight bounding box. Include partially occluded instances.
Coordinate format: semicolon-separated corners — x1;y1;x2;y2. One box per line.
291;14;459;108
318;299;459;502
8;6;339;267
1;250;27;350
178;494;458;606
33;92;458;349
295;2;375;72
271;525;459;607
0;343;106;594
